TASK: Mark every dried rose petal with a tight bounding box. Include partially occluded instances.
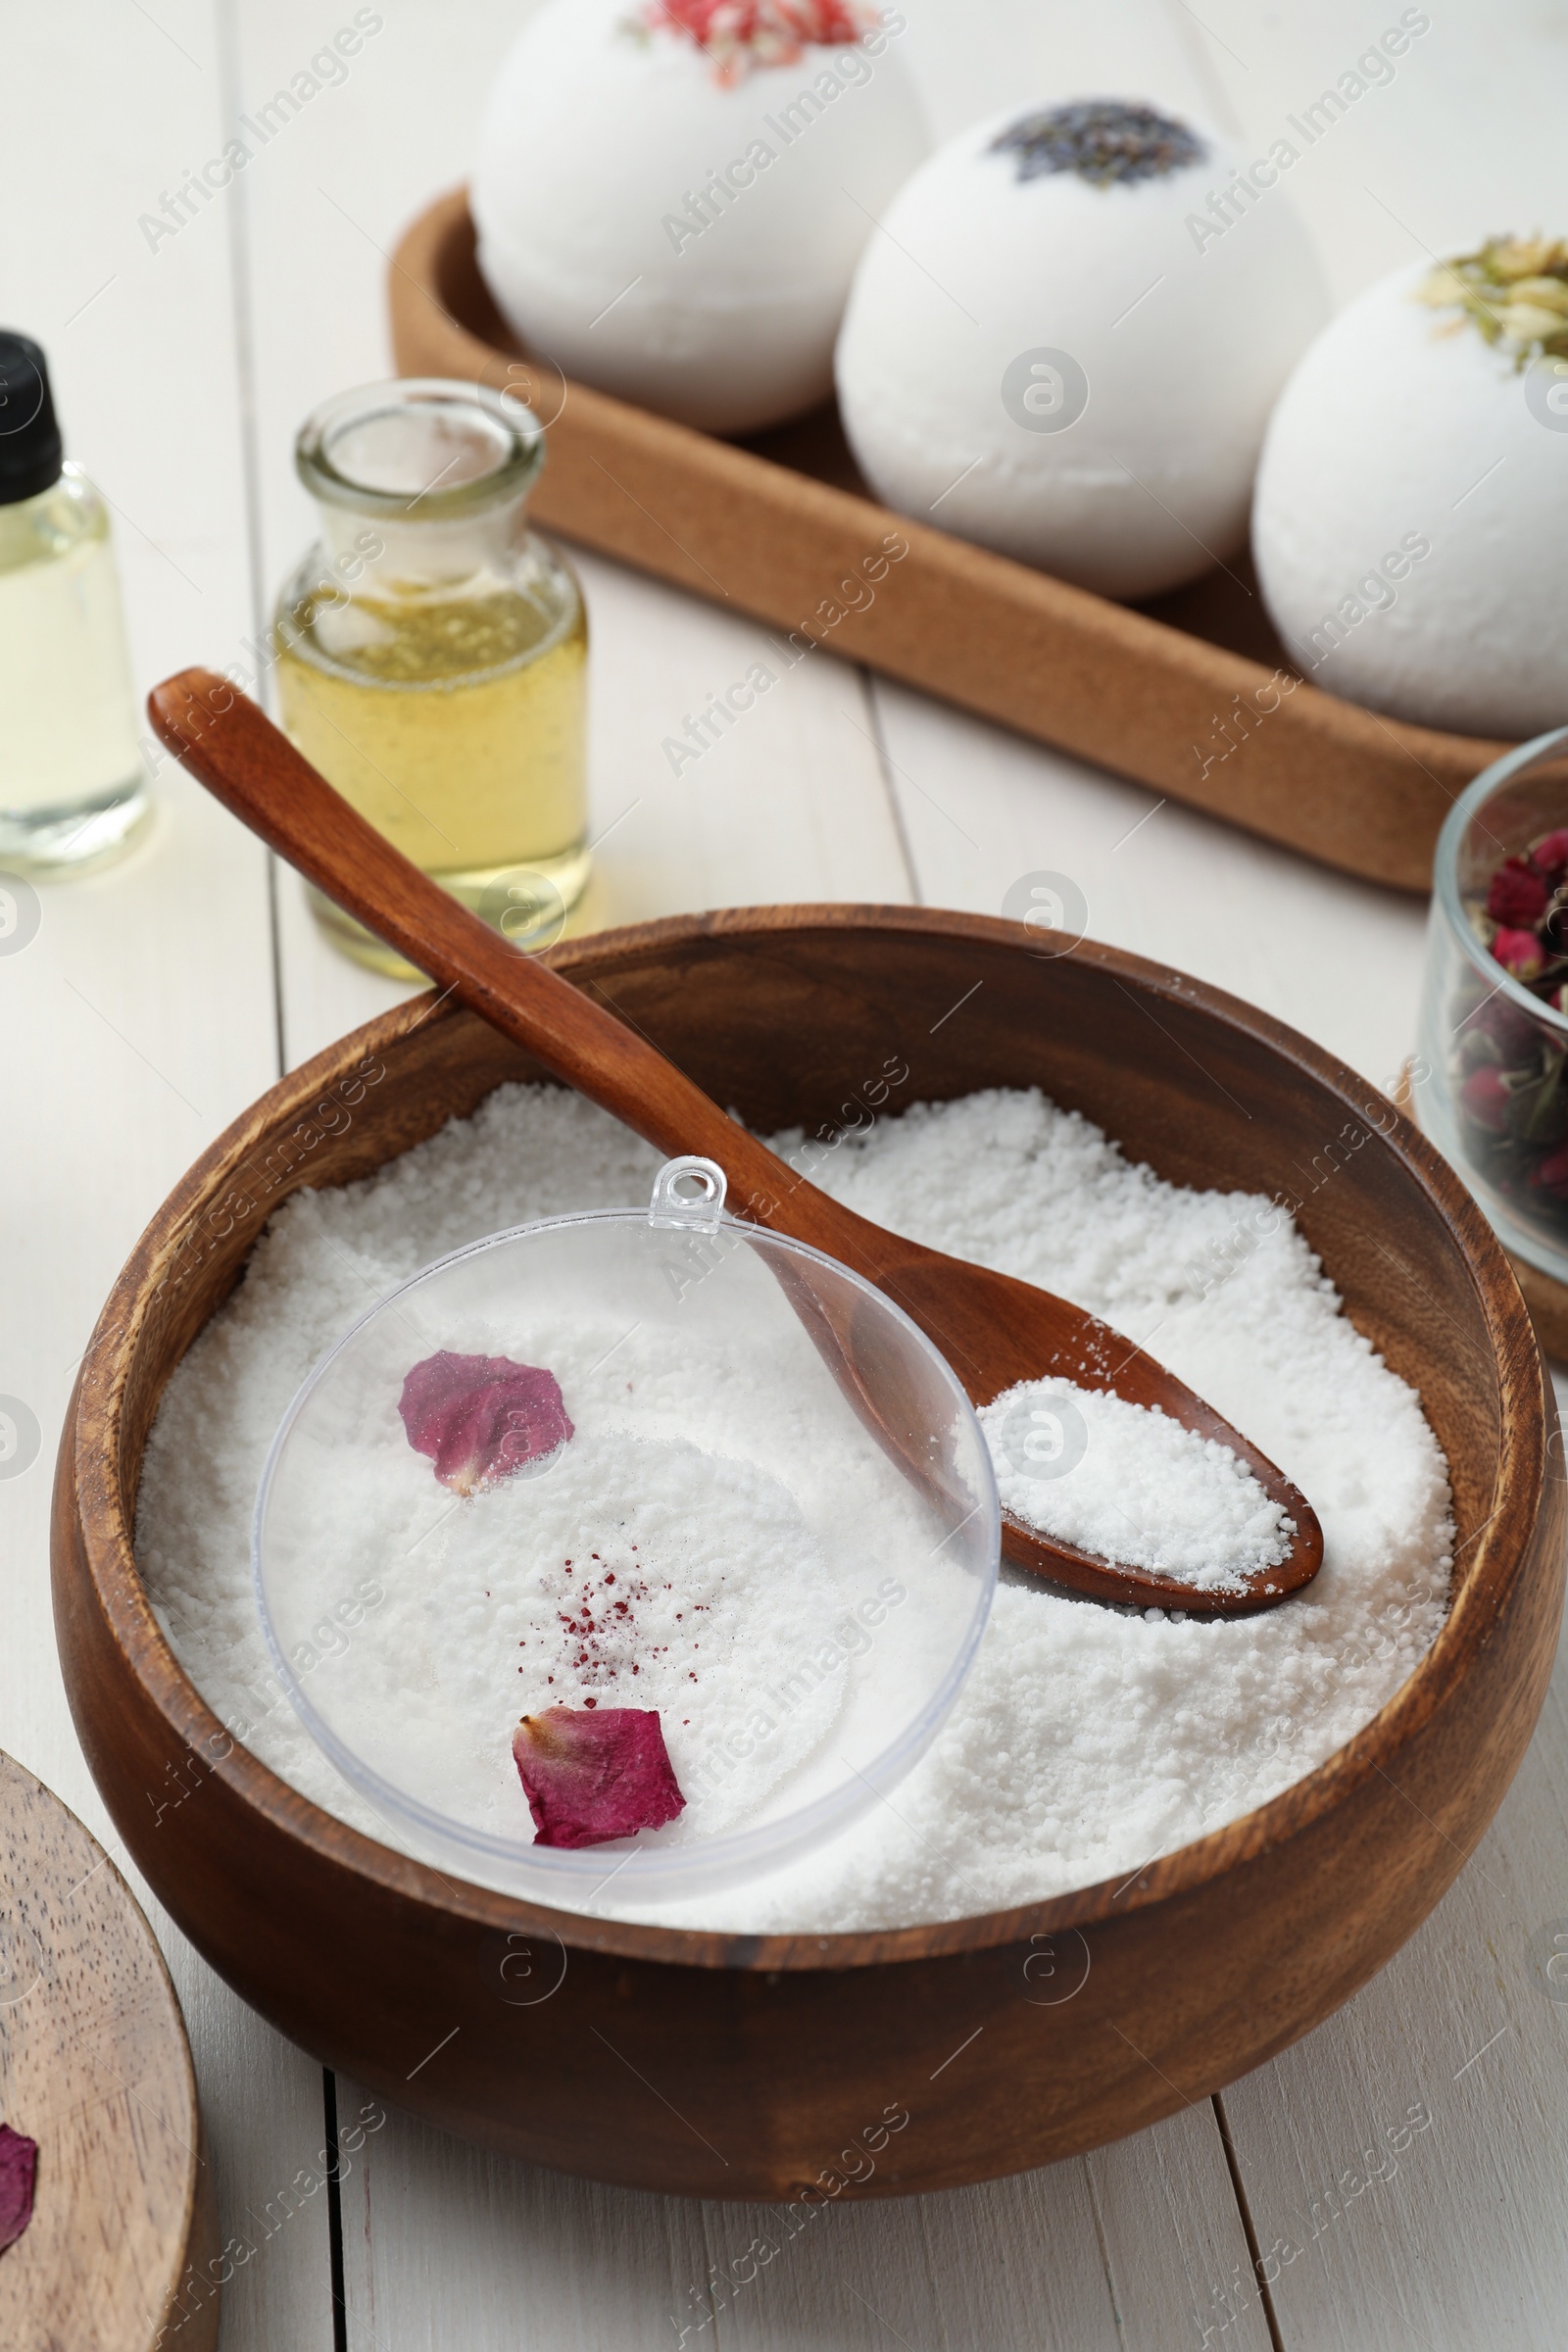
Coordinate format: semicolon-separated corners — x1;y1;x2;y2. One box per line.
1474;991;1546;1056
1487;856;1550;927
1534;829;1568;880
640;0;875;79
513;1707;685;1848
1460;1065;1513;1133
1492;926;1547;981
0;2124;37;2255
399;1351;572;1494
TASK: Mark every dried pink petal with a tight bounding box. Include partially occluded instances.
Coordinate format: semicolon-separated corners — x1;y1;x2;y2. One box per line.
1487;855;1550;927
1459;1065;1512;1133
1492;925;1547;980
513;1707;686;1848
0;2124;37;2255
638;0;878;81
399;1351;572;1494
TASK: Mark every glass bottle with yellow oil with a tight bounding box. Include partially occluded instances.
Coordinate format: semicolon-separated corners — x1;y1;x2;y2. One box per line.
274;377;588;974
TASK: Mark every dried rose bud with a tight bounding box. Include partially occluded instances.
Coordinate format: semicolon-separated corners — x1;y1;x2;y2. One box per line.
0;2124;37;2255
513;1707;686;1848
1487;857;1550;927
1534;1139;1568;1199
399;1351;572;1494
1534;829;1568;881
1492;926;1547;981
1474;993;1544;1056
1460;1066;1514;1134
1457;1029;1502;1075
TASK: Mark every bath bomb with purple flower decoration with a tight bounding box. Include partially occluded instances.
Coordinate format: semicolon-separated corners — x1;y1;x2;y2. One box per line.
836;97;1328;600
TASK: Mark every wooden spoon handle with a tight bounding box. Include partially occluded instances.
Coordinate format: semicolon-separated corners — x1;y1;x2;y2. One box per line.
148;670;1325;1617
147;670;905;1277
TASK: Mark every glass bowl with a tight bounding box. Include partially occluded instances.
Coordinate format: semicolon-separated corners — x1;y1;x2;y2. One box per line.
253;1158;999;1907
1416;724;1568;1280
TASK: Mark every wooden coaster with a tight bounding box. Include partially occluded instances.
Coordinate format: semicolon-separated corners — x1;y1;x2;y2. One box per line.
1504;1250;1568;1365
0;1750;219;2352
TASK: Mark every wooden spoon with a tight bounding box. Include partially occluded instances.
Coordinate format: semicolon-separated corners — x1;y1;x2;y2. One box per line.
148;668;1323;1617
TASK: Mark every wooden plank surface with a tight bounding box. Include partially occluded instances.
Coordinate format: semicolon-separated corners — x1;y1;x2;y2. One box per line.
1213;1613;1568;2351
0;6;341;2346
872;680;1430;1094
335;2087;1271;2352
1166;0;1568;308
1145;8;1568;2345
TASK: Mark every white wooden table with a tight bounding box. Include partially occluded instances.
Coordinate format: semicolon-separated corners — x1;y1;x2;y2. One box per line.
5;2;1567;2343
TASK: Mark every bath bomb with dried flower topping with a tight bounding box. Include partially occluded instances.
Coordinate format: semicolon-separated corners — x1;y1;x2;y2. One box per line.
1252;240;1568;736
471;0;929;436
835;99;1329;600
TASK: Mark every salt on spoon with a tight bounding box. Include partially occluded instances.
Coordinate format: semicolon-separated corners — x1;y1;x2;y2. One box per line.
982;1379;1292;1597
146;666;1325;1618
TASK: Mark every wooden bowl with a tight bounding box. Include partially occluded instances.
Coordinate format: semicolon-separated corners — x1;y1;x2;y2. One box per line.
51;909;1564;2200
388;188;1511;896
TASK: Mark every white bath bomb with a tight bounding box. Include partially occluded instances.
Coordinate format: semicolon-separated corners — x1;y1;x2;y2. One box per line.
472;0;929;436
1253;253;1568;736
835;99;1329;600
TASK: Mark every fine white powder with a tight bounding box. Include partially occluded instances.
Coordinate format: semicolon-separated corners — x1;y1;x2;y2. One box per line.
980;1379;1293;1593
135;1083;1454;1933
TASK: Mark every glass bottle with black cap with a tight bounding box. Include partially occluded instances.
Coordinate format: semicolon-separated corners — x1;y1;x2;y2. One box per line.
0;332;149;872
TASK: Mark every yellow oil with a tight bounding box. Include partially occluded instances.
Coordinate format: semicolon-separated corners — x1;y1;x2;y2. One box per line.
275;571;589;977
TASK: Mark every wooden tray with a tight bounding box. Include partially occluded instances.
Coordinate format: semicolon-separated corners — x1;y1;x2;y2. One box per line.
389;188;1510;897
0;1750;218;2351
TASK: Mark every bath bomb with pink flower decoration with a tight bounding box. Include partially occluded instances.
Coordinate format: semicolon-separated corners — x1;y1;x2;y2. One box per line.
471;0;928;434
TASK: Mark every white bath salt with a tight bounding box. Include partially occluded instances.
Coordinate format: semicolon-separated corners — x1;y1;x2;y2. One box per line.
282;1424;848;1841
979;1378;1292;1593
260;1290;962;1846
135;1083;1454;1933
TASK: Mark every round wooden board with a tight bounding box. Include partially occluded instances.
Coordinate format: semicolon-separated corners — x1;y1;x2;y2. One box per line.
0;1750;218;2352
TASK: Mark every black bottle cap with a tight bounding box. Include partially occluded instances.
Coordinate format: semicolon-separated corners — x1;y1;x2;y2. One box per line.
0;333;64;505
